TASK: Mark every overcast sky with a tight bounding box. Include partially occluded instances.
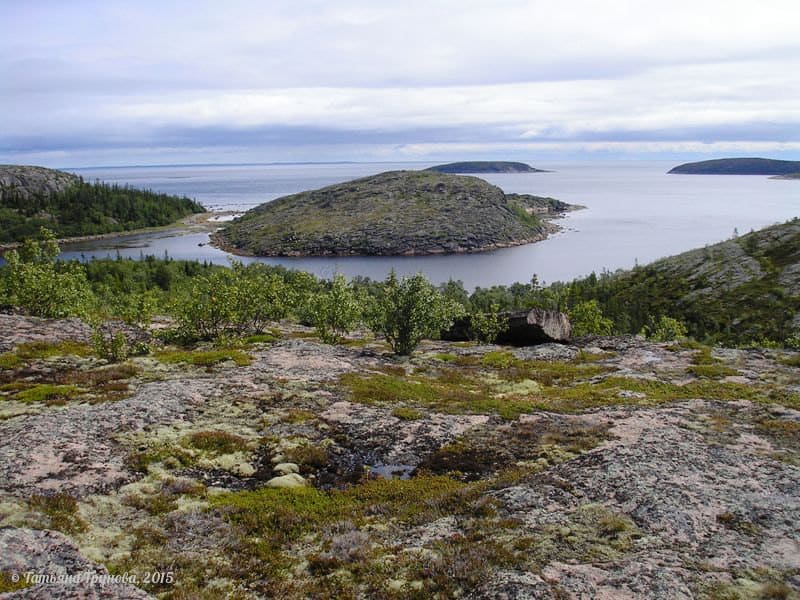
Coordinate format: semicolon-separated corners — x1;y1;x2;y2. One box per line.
2;0;799;167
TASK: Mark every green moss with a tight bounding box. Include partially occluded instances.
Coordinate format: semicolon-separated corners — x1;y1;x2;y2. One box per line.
211;474;471;542
154;348;252;367
433;353;458;362
243;332;280;344
342;358;609;419
281;408;317;423
16;340;94;359
126;443;195;473
0;340;93;370
507;360;610;386
575;349;617;362
15;383;82;405
539;376;800;412
28;492;87;534
0;353;22;370
341;372;439;406
184;431;250;455
392;406;424;420
341;370;536;419
481;351;517;369
0;572;33;593
689;364;740;378
779;354;800;367
700;578;795;600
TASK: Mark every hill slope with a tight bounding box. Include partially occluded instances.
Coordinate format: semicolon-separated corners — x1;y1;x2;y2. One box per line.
0;165;206;243
426;161;548;173
214;170;576;256
568;219;800;343
668;157;800;175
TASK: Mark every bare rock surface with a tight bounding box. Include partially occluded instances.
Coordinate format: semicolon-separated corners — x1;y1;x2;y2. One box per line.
0;313;93;353
0;316;799;598
496;308;572;345
0;379;217;498
0;165;78;203
0;527;152;599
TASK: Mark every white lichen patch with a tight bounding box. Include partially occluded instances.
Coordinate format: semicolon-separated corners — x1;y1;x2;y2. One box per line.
197;451;256;477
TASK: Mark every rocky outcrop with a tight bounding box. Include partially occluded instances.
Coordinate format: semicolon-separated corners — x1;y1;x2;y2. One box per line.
443;308;573;345
495;308;572;345
0;528;152;599
214;170;579;256
1;314;799;598
0;165;79;202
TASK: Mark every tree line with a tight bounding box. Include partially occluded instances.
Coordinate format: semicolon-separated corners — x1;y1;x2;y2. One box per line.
1;228;795;354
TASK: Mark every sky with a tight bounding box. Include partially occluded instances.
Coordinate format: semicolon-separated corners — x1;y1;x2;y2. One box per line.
2;0;799;167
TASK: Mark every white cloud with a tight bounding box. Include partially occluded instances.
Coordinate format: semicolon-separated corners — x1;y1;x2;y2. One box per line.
1;0;798;164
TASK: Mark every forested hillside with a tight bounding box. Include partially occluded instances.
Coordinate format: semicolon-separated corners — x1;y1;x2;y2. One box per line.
0;165;205;243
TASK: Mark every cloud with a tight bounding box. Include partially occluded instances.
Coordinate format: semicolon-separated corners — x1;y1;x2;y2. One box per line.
1;0;798;165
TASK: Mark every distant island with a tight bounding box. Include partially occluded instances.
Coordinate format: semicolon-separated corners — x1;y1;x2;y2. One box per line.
425;161;549;174
213;170;578;256
668;157;800;175
0;165;206;244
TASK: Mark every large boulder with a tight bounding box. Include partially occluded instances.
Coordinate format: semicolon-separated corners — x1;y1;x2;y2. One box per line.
442;308;572;346
495;308;572;346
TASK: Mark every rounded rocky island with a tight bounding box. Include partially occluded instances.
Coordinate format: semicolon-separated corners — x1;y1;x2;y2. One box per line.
213;170;577;256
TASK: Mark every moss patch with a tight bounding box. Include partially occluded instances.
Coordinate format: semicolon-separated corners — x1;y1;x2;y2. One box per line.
538;377;800;412
154;348;252;367
0;571;33;593
392;406;424;420
184;431;250;455
15;383;83;405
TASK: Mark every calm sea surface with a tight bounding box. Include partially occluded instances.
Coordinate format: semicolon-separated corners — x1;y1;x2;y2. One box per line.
59;161;799;289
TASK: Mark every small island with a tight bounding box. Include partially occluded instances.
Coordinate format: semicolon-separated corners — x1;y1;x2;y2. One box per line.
0;165;206;244
668;157;800;175
425;161;549;174
213;170;578;256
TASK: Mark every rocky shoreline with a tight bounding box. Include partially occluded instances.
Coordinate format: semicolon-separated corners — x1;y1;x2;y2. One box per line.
209;219;565;257
0;212;237;254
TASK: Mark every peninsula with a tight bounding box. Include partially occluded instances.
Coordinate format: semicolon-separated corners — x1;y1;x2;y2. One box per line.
0;165;206;244
213;170;578;256
426;161;548;173
668;157;800;175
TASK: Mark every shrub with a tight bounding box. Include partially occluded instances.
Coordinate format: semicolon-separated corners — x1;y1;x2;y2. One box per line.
92;326;129;363
368;272;465;355
171;263;294;341
311;273;362;343
641;315;688;342
569;300;613;336
229;263;294;334
0;228;94;318
469;303;508;343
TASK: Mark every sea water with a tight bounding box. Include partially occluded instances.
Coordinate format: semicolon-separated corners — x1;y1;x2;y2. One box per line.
58;161;799;289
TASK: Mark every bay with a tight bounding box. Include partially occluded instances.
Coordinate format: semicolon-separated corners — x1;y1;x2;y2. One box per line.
59;161;799;289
